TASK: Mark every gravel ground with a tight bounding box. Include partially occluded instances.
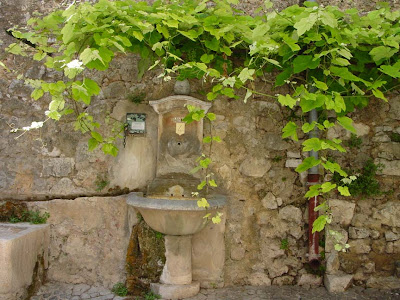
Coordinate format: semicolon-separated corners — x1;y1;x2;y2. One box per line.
31;282;400;300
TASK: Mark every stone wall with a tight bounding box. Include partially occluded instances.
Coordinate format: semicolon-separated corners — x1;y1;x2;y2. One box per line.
1;0;399;292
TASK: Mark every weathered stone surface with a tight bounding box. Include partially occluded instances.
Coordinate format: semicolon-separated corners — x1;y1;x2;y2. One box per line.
102;81;127;99
260;238;285;260
27;196;130;288
389;96;400;120
324;274;353;293
393;240;400;253
247;272;271;286
49;178;86;195
285;159;302;168
267;260;289;278
326;252;340;274
385;231;400;242
239;157;271;177
230;245;246;261
279;205;302;224
287;151;301;158
366;276;400;289
42;158;75;177
373;201;400;227
348;239;371;254
264;133;290;150
375;158;400;176
297;274;322;287
261;192;278;210
353;122;370;136
349;227;370;239
325;228;348;253
329;199;356;226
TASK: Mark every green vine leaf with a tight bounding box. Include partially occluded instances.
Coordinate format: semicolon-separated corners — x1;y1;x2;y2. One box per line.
88;138;99;151
295;156;321;173
91;131;103;143
293;55;320;74
312;215;328;233
369;46;397;62
294;13;318;36
197;197;210;208
282;121;298;141
278;94;297;109
338;186;351;196
379;65;400;78
337;116;356;133
102;143;118;156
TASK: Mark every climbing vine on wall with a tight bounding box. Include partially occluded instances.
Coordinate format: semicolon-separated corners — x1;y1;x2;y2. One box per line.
1;0;399;232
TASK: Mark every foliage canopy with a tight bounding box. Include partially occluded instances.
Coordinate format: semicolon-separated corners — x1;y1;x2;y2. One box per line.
2;0;399;231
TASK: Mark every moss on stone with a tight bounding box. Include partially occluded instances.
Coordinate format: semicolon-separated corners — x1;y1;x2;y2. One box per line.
126;218;166;295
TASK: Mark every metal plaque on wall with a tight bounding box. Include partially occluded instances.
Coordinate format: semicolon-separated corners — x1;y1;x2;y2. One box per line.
126;113;146;134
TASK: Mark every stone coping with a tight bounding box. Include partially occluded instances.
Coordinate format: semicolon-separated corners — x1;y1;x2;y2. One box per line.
0;223;49;241
149;95;212;114
127;192;226;211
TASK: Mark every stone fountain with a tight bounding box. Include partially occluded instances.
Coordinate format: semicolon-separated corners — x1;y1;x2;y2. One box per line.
127;94;226;299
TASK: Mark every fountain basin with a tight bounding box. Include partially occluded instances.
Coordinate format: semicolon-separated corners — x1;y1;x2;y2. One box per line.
127;193;226;235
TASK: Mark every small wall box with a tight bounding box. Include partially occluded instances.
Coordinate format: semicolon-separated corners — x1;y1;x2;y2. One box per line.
126;113;146;135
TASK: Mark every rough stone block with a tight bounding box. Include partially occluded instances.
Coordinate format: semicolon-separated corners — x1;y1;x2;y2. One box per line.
279;205;302;224
353;122;370;136
349;227;370;239
373;201;400;227
385;231;400;241
261;192;278;210
267;260;289;278
375;159;400;176
247;272;271;286
239;157;271;177
324;274;353;293
285;159;302;168
330;199;355;226
325;252;340;274
298;274;322;287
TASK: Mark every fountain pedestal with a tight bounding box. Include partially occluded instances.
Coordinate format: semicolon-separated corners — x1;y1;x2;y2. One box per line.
151;235;200;299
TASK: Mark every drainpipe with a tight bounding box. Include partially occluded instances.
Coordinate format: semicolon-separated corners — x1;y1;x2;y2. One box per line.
307;109;321;269
302;0;321;270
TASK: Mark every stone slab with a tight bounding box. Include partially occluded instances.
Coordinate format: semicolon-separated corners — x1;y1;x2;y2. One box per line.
0;223;49;300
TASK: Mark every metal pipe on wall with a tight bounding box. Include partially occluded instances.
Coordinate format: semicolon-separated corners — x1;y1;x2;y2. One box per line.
301;0;321;270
